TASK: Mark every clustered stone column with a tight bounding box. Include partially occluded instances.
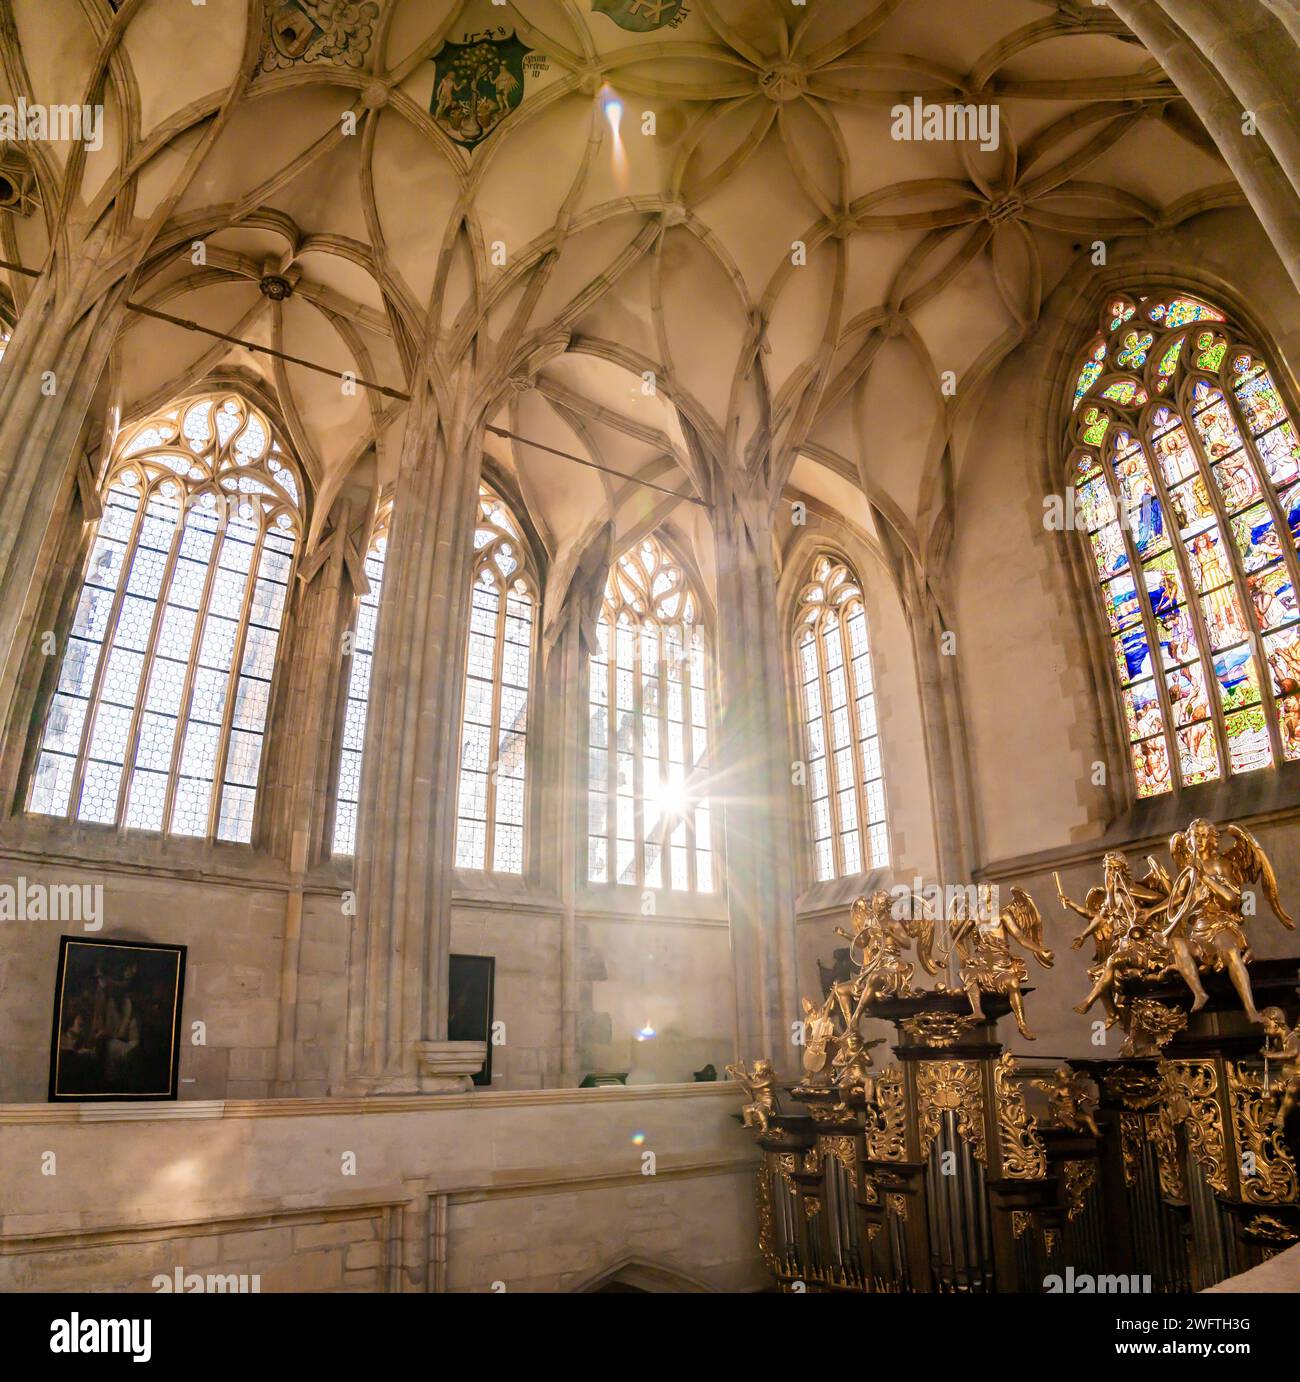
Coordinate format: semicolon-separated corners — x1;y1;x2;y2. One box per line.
709;478;800;1070
343;373;489;1093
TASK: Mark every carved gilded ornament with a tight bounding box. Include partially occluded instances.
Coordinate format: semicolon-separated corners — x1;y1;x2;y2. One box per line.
886;1192;908;1221
916;1059;987;1167
775;1152;800;1194
994;1052;1047;1179
1012;1209;1034;1240
900;1012;980;1047
804;1197;822;1219
1119;1113;1145;1187
1226;1062;1299;1206
1243;1213;1299;1247
756;1167;778;1270
1063;1160;1098;1221
1164;1060;1230;1197
866;1065;908;1162
1103;1067;1163;1110
821;1134;859;1188
1148;1108;1187;1201
1043;1228;1060;1257
862;1176;880;1205
1121;999;1188;1057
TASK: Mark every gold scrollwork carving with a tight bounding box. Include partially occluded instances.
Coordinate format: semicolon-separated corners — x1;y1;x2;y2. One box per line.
1164;1060;1230;1197
862;1175;880;1204
1103;1067;1162;1110
1012;1209;1033;1240
866;1065;907;1162
756;1167;777;1270
900;1012;979;1048
1043;1228;1059;1257
1243;1213;1299;1246
822;1134;859;1189
885;1192;908;1221
1147;1108;1186;1201
1119;1113;1144;1187
993;1052;1047;1179
1226;1062;1298;1205
803;1146;822;1174
1063;1159;1098;1221
916;1059;987;1166
1121;1000;1188;1058
804;1196;822;1219
775;1152;800;1195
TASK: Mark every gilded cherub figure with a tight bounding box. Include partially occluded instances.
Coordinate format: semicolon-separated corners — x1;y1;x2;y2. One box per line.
1261;1007;1300;1131
1032;1066;1101;1137
833;888;938;1024
1163;820;1294;1023
798;994;839;1088
948;885;1054;1040
725;1058;778;1133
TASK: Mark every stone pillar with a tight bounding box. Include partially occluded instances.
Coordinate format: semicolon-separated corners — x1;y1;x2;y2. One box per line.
709;481;799;1068
0;233;129;732
1108;0;1300;293
268;494;362;1093
343;378;487;1093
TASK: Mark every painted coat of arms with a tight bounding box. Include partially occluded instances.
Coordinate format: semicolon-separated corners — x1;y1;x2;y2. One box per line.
431;31;529;150
591;0;688;31
262;0;379;72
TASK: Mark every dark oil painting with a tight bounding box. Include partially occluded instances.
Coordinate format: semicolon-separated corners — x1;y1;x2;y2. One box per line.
48;936;186;1101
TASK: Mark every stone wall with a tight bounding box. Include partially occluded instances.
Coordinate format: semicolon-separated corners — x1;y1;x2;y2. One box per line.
0;1085;763;1293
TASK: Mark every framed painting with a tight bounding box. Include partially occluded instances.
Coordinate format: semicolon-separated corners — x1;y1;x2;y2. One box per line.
48;936;186;1101
448;953;494;1087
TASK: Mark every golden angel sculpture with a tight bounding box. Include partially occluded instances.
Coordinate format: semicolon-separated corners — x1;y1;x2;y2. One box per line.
725;1058;778;1133
1261;1008;1300;1131
947;885;1054;1040
832;888;939;1022
1160;819;1294;1023
1032;1066;1101;1137
1061;853;1176;1025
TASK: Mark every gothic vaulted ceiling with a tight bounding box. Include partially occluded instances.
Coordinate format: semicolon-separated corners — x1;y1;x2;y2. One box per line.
0;0;1239;578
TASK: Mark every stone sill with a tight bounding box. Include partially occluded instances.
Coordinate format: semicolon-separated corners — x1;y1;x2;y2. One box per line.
0;1079;744;1124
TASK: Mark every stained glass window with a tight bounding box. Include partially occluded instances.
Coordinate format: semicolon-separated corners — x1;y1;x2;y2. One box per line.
1068;290;1300;796
453;486;535;874
28;392;302;841
587;534;713;891
794;555;889;881
332;514;388;856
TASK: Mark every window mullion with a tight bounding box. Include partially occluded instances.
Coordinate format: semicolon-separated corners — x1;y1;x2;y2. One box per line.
206;522;267;841
682;635;696;893
484;568;508;871
816;611;844;876
1100;436;1181;791
112;505;188;826
1220;358;1300;760
66;483;153;820
1134;422;1231;781
842;607;871;871
1178;377;1287;768
162;503;228;833
605;616;616;883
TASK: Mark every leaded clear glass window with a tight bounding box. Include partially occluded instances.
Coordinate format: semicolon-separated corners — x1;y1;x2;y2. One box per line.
28;392;302;842
794;555;889;881
587;535;714;891
1069;290;1300;796
453;486;535;874
332;515;388;856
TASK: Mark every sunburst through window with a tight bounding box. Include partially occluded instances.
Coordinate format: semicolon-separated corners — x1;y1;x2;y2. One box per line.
794;555;889;881
28;392;302;842
1068;289;1300;796
587;535;713;891
332;513;388;857
453;486;535;874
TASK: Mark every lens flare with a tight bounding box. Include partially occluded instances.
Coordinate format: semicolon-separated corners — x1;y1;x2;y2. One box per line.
636;1021;656;1041
631;1131;646;1146
600;83;628;189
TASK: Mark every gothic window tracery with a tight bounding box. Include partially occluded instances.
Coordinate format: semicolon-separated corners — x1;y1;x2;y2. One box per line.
794;554;889;881
587;534;714;892
28;392;302;842
1068;289;1300;795
453;485;535;874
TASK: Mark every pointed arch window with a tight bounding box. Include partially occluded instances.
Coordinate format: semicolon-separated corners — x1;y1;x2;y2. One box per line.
332;513;388;857
28;392;303;842
794;555;889;881
453;486;535;874
587;535;714;892
1068;290;1300;796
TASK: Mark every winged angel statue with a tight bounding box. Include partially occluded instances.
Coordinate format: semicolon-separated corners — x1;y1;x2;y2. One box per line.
947;886;1055;1040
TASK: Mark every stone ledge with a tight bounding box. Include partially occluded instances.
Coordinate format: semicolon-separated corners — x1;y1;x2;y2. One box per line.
0;1079;744;1124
